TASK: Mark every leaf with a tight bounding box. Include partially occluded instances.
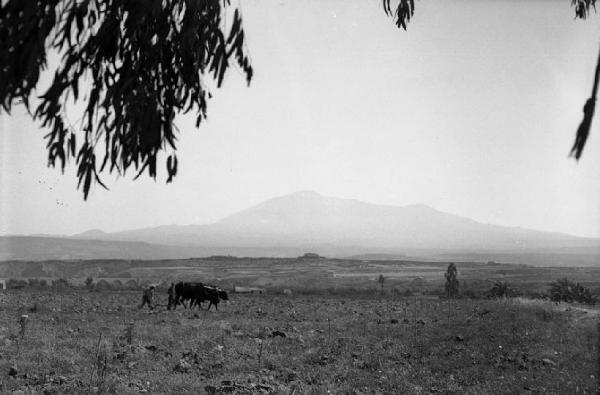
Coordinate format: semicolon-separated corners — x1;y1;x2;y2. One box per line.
166;154;178;183
570;98;595;160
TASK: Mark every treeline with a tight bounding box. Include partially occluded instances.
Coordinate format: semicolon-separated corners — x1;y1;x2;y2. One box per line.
373;263;599;305
461;278;595;305
5;278;58;289
447;262;597;304
2;277;152;291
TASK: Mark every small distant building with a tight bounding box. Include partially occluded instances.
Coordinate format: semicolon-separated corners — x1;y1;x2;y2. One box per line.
234;286;266;294
297;252;324;260
283;289;292;295
0;279;6;290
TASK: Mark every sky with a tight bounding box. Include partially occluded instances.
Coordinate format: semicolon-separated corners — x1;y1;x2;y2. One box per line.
1;0;600;238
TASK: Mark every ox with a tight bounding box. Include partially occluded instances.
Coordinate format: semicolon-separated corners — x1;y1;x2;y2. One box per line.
168;282;228;311
202;286;229;311
168;282;205;310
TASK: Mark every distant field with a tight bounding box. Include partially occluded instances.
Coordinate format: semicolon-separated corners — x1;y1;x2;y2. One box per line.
0;290;597;393
1;258;600;297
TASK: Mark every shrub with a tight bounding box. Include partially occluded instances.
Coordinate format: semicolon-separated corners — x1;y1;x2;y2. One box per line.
85;277;94;289
549;278;595;304
112;280;123;290
27;278;47;288
93;280;113;291
27;278;48;288
391;287;413;297
52;278;70;289
486;281;519;298
7;279;28;289
423;288;446;297
124;280;139;290
462;288;482;299
522;290;548;300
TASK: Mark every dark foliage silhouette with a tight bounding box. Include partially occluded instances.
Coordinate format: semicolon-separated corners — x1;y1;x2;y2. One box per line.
0;1;596;198
444;262;459;298
549;278;595;304
486;281;518;299
382;0;598;160
382;0;596;30
571;44;600;160
0;0;252;198
382;0;415;30
572;0;597;19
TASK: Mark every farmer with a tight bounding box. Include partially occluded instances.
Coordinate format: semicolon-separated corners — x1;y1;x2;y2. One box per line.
139;285;155;310
167;283;176;310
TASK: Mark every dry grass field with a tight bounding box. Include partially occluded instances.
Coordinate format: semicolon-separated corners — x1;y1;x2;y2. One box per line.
0;289;598;394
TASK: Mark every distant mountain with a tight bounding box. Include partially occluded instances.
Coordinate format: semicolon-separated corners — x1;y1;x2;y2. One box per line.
4;191;600;264
75;190;598;250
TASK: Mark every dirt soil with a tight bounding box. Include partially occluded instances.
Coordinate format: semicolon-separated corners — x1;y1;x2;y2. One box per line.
0;290;597;394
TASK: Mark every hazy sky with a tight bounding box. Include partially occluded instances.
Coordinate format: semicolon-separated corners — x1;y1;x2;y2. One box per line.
1;0;600;237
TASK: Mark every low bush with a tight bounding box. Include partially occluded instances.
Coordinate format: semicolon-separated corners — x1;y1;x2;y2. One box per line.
7;279;28;289
52;278;71;289
462;288;483;299
486;281;519;298
549;278;595;304
27;278;48;288
85;277;94;289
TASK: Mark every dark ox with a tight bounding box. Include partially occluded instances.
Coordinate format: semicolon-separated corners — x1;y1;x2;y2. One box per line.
168;282;228;311
202;285;229;311
167;282;203;310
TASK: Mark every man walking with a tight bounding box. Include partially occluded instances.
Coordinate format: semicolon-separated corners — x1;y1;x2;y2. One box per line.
139;285;155;310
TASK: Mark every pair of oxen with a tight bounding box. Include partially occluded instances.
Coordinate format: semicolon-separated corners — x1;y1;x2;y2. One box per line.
167;282;228;311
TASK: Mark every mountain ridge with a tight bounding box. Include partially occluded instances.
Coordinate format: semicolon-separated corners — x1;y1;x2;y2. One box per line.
3;191;598;264
70;191;596;248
